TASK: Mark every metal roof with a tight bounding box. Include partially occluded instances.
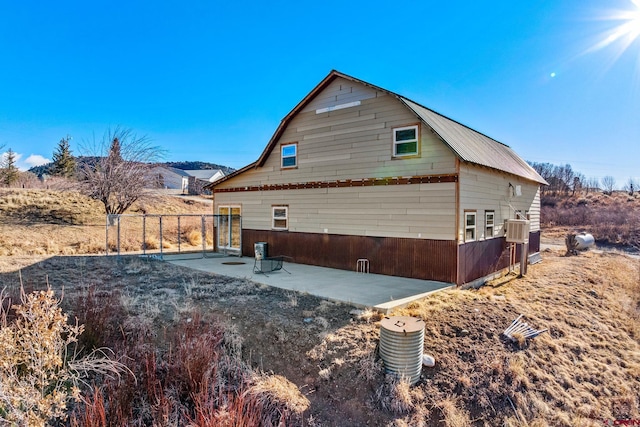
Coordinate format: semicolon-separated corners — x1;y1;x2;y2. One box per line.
400;98;547;184
185;169;224;181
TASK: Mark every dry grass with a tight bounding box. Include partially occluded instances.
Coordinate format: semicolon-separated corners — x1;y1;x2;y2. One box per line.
390;251;640;425
247;374;310;416
438;396;471;427
0;188;211;256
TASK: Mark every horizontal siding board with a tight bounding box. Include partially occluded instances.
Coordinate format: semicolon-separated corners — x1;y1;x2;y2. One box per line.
215;183;456;241
458;164;542;242
296;113;376;132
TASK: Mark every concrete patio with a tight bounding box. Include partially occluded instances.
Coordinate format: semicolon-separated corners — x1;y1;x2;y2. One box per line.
164;254;454;313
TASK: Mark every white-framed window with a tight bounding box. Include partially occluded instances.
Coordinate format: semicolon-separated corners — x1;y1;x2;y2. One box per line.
465;212;476;242
485;210;495;238
272;206;288;230
392;125;419;157
281;143;297;169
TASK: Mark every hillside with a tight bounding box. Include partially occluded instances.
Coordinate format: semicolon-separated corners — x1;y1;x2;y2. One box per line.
541;191;640;250
0;188;211;256
28;159;236;177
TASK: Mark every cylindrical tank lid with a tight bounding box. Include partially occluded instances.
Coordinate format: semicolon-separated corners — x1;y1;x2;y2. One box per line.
380;316;425;333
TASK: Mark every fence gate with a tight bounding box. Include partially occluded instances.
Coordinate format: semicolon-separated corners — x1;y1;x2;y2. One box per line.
105;213;242;259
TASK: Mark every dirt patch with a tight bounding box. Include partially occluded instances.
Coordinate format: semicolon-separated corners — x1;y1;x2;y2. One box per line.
0;255;393;426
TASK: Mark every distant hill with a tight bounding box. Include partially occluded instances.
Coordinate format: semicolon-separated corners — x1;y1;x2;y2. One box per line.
164;161;235;175
29;159;236;177
28;163;53;177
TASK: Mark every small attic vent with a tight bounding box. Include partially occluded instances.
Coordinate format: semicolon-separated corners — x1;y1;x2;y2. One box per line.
505;219;530;244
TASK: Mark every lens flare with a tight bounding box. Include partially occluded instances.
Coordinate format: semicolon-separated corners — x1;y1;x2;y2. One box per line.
586;0;640;60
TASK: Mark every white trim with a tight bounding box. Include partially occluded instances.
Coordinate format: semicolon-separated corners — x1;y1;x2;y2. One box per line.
272;206;289;230
217;205;241;250
465;212;476;242
393;125;419;157
485;210;495;238
281;143;297;169
315;100;361;114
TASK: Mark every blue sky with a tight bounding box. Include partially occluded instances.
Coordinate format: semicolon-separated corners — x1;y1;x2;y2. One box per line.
1;0;639;188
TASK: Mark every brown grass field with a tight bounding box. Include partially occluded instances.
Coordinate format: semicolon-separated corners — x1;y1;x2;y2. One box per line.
0;188;639;426
0;188;213;256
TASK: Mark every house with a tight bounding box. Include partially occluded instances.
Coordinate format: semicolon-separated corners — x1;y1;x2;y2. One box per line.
149;166;190;192
185;169;225;195
206;70;547;285
149;167;225;194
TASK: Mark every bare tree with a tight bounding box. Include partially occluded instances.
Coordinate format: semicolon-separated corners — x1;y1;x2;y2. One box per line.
79;128;163;215
572;173;585;196
601;176;616;195
623;177;637;196
586;177;600;194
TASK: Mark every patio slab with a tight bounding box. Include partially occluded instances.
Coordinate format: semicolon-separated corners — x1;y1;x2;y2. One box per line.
164;254;454;313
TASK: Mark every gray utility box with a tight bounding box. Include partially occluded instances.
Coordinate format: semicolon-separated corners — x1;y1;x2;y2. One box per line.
254;242;268;260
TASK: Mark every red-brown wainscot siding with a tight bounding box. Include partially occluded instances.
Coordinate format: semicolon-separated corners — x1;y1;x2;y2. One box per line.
242;230;458;284
457;231;541;285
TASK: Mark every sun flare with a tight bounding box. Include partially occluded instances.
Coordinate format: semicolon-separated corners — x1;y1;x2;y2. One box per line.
587;0;640;57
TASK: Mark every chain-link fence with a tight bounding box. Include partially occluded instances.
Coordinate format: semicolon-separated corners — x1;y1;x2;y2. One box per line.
105;214;242;259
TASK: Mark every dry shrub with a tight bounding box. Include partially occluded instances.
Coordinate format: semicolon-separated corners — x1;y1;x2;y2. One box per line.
144;236;160;250
246;374;310;423
191;387;261;427
0;287;126;427
68;299;282;427
357;307;383;323
510;331;527;348
186;228;202;246
542;192;640;247
357;349;383;381
376;375;416;414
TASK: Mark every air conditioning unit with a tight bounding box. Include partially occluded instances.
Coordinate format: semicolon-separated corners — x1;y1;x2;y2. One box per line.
505;219;530;244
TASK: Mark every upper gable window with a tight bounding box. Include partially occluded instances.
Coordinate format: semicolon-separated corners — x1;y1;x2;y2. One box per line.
393;125;419;157
281;143;297;169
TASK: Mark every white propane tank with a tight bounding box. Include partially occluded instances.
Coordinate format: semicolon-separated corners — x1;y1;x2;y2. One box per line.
575;233;595;250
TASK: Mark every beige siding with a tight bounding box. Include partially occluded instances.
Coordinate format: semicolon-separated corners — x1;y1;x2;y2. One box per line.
301;78;379;113
214;77;459;241
458;164;541;243
214;182;456;240
216;77;457;190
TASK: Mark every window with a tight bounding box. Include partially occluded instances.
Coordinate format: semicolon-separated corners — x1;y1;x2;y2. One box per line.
272;206;288;230
465;212;476;242
281;143;297;168
393;125;419;157
485;211;495;238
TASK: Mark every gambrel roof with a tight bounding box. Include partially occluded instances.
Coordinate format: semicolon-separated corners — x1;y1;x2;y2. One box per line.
210;70;547;187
